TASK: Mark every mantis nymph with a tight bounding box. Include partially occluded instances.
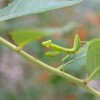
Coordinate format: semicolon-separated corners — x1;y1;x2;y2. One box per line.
42;34;80;56
42;34;80;71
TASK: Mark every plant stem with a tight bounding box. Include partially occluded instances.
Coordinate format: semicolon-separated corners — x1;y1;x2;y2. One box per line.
0;36;100;97
84;66;100;84
57;63;66;70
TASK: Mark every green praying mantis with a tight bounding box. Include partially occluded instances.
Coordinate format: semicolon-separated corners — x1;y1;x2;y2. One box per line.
42;34;80;56
42;34;81;71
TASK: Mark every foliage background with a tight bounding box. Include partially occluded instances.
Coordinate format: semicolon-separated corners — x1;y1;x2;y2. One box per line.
0;0;100;100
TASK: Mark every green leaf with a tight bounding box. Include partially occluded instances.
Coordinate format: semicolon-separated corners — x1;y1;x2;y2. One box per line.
86;39;100;79
63;44;88;77
10;28;50;47
0;0;81;22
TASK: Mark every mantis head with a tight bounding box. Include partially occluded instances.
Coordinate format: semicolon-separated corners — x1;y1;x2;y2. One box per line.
42;40;52;48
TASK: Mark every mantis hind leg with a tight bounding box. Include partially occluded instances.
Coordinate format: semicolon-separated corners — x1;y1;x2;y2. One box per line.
61;55;70;78
61;55;70;76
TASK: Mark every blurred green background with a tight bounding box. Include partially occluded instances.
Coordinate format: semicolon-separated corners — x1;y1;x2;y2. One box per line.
0;0;100;100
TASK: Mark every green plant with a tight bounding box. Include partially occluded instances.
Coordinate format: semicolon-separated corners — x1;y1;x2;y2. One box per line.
0;0;100;98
